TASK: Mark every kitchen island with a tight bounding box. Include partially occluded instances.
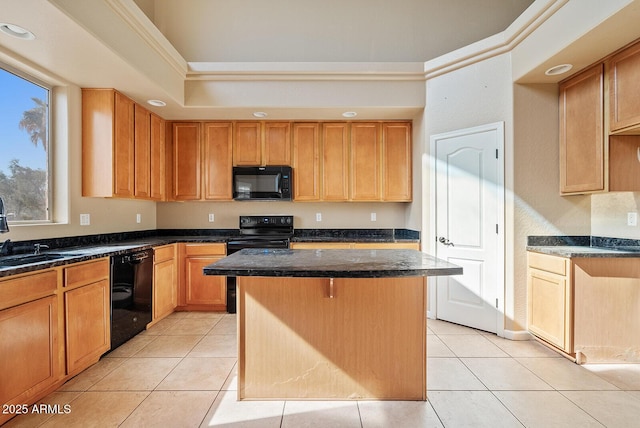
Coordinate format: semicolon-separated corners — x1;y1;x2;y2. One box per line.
204;248;462;400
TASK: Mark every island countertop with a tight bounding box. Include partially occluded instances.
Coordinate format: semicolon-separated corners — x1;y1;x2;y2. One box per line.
203;248;463;278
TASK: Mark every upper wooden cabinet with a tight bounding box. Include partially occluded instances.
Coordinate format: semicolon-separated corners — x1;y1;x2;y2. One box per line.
291;121;412;202
150;113;166;200
171;122;233;201
322;123;350;201
382;122;413;201
608;41;640;134
203;122;233;200
83;89;165;200
234;122;292;166
172;122;201;200
351;123;382;201
134;104;151;199
292;123;321;201
82;89;135;198
557;38;640;195
559;64;605;195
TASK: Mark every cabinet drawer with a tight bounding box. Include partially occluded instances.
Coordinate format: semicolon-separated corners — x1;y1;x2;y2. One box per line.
0;270;58;310
184;243;226;256
527;252;568;276
64;258;110;289
154;244;176;263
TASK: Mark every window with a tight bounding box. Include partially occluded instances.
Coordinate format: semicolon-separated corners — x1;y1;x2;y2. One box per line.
0;65;51;222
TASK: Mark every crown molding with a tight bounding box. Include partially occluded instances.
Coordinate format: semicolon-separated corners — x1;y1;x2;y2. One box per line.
104;0;187;76
423;0;569;80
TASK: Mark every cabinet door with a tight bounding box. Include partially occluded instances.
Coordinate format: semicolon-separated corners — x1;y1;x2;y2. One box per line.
609;135;640;191
0;296;60;418
234;122;262;165
173;123;201;200
293;123;321;201
527;268;571;352
350;123;382;200
114;91;135;198
134;104;151;199
559;64;604;194
185;256;226;306
382;122;412;201
65;280;110;376
150;113;165;201
608;41;640;133
322;123;349;201
264;122;291;165
203;122;233;200
154;258;177;321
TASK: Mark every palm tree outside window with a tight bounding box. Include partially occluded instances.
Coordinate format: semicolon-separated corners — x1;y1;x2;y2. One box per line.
0;65;51;222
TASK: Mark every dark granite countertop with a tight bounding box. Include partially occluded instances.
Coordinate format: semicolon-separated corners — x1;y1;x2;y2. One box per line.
527;235;640;258
0;236;227;278
203;248;462;278
0;228;421;278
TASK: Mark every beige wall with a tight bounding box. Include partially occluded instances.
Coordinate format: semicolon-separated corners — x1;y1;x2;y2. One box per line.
592;192;640;238
156;201;410;230
513;83;591;330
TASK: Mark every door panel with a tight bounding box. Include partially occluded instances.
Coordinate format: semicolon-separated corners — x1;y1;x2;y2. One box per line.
432;123;504;334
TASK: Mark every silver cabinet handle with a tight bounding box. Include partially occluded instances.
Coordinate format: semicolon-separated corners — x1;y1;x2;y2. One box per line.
438;237;454;247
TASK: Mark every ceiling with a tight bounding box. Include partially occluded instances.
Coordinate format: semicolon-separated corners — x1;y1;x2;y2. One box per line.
9;0;620;121
133;0;534;63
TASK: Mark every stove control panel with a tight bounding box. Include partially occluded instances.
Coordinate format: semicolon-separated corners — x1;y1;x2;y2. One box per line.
239;215;293;228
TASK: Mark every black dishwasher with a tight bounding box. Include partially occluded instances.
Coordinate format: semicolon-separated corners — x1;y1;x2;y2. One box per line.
110;249;153;350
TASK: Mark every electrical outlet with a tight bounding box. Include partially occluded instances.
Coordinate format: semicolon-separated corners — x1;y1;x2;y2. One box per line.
208;213;215;222
136;213;141;223
316;213;322;222
371;212;377;221
80;213;90;226
628;212;638;226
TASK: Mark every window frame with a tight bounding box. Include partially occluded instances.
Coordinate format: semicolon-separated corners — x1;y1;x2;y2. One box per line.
0;61;53;225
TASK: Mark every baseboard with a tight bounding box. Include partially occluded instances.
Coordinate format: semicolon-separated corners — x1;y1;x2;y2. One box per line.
502;329;532;341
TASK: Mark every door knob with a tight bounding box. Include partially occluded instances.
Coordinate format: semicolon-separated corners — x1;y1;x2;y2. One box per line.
438;237;454;246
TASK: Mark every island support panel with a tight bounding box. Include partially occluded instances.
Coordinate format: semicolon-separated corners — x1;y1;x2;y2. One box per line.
237;276;427;400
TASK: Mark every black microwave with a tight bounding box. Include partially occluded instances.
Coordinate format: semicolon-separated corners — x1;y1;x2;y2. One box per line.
232;166;292;201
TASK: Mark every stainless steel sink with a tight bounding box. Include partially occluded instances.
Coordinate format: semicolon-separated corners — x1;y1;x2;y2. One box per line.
0;253;79;267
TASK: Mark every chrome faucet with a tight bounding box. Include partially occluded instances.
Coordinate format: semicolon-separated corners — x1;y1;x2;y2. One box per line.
0;197;9;234
33;243;49;255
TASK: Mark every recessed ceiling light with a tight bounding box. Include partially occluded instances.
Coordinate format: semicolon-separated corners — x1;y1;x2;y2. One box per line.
253;112;268;118
0;23;35;40
342;111;357;118
545;64;573;76
147;99;166;107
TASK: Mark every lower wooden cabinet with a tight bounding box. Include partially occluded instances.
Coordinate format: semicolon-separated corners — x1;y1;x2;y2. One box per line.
527;251;640;363
179;243;227;311
526;252;572;353
153;244;178;322
0;270;62;426
63;258;111;376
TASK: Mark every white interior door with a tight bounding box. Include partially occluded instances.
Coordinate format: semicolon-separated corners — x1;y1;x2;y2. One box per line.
430;123;504;334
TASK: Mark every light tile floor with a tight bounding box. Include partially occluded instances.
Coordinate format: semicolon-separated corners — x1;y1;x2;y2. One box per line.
5;313;640;427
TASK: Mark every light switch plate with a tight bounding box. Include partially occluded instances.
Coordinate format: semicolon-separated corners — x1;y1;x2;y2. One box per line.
316;213;322;222
628;212;637;226
371;212;377;221
136;213;141;223
80;213;90;226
